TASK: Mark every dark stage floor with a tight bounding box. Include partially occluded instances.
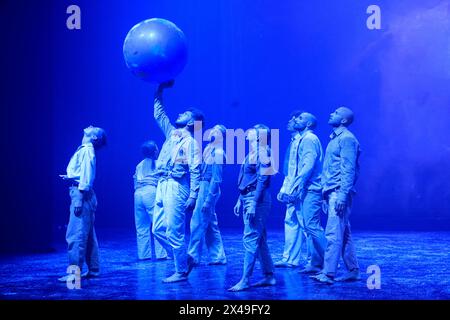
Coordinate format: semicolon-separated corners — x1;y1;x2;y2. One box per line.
1;229;449;300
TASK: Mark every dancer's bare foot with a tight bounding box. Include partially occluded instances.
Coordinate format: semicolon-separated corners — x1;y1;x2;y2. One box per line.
162;272;188;283
228;280;250;292
253;275;276;287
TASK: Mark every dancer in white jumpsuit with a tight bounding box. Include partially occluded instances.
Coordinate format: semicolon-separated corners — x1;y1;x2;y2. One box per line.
133;140;168;260
151;81;203;283
229;124;276;292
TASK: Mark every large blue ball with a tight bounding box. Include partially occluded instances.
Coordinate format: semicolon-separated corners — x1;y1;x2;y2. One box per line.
123;18;188;83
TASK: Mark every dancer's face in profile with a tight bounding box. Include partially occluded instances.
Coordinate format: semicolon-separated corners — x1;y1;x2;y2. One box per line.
83;125;95;137
287;115;298;131
328;108;345;127
294;113;309;131
247;128;269;151
246;128;258;151
175;110;194;126
328;107;353;127
82;125;106;149
82;125;97;144
206;125;222;141
246;128;257;142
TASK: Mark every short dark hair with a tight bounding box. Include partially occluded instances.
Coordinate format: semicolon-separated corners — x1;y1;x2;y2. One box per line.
187;107;205;123
141;140;159;159
92;127;107;149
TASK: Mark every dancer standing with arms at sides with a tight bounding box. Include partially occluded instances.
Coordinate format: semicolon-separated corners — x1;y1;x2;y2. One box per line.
276;111;313;269
58;126;107;282
229;124;276;292
312;107;361;284
188;124;228;266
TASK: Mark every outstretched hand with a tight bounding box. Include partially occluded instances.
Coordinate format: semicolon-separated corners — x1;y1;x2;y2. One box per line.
158;80;175;91
277;192;286;202
334;199;347;217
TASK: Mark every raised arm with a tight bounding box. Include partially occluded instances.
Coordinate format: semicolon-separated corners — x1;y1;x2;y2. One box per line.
154;81;175;138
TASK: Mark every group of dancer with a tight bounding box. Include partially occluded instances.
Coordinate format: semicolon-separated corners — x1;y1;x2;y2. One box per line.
58;80;361;291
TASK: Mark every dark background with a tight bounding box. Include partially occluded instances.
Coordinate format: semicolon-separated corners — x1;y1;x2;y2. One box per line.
1;0;450;252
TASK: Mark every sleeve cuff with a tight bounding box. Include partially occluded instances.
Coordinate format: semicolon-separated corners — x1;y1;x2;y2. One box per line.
78;184;90;192
189;193;198;200
336;191;348;203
